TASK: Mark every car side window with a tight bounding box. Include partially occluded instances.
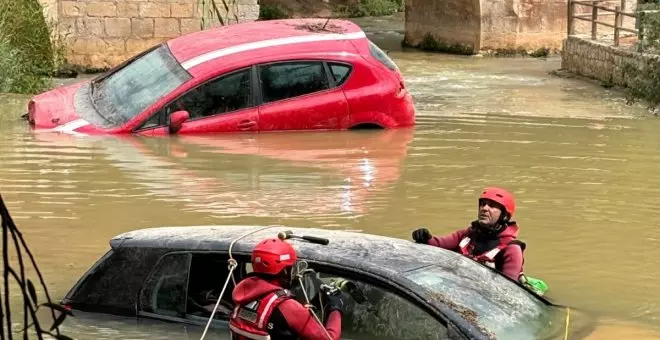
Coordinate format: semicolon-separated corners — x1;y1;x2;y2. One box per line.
185;252;241;321
139;253;191;318
157;68;252;123
258;61;330;104
294;269;450;340
329;63;352;86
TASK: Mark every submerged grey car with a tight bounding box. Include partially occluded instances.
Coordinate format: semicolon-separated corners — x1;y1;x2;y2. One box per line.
60;225;595;339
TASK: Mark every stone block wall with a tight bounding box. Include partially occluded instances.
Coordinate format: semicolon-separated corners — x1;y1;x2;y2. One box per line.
480;0;568;51
561;36;659;87
48;0;259;70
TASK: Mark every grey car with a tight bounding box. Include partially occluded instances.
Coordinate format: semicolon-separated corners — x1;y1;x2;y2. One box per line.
60;225;595;339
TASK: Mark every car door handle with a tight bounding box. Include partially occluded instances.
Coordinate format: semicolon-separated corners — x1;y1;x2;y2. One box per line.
238;120;256;129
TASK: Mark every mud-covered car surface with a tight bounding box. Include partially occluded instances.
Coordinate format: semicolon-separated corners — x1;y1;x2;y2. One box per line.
62;225;594;339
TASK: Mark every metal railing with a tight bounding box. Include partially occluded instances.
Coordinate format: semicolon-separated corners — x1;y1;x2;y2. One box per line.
567;0;638;46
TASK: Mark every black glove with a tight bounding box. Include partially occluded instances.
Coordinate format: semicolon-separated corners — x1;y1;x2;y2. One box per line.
412;228;431;244
322;287;344;315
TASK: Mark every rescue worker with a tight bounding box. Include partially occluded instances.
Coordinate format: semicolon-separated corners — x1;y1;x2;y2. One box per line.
412;187;526;282
229;238;343;340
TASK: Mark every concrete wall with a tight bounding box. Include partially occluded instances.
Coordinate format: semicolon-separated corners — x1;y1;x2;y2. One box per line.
40;0;259;70
481;0;567;51
561;36;659;87
405;0;638;53
403;0;481;53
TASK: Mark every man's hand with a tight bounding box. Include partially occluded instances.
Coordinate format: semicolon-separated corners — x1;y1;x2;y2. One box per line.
321;285;344;315
412;228;431;244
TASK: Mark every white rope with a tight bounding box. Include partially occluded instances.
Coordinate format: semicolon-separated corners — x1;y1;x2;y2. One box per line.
199;259;237;340
294;275;333;340
199;225;277;340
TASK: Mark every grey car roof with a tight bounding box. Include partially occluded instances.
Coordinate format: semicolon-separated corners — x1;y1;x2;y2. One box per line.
110;225;466;276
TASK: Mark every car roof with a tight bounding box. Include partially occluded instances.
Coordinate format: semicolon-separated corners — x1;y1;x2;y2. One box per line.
110;225;461;276
167;18;366;68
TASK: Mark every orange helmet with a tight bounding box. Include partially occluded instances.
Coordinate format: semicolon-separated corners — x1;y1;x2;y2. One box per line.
251;238;297;275
479;187;516;218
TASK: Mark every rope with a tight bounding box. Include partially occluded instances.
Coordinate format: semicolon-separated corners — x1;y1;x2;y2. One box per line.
295;276;333;340
199;259;237;340
199;225;277;340
564;306;571;340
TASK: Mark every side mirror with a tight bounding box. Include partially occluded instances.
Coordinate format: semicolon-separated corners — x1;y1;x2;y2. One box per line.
169;110;189;134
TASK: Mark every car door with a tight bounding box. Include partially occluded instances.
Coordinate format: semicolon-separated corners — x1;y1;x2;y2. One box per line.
137;251;250;329
256;60;350;132
134;67;258;135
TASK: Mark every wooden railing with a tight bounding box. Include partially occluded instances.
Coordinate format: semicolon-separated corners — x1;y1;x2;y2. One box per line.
567;0;638;46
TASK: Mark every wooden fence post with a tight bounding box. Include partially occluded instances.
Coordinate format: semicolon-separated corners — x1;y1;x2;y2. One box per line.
614;6;621;46
567;0;575;35
637;11;645;52
591;1;598;40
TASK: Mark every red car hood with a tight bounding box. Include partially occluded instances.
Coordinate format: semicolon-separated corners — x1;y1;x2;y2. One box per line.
28;82;87;129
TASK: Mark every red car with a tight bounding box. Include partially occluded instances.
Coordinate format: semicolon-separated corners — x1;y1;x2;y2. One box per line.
26;18;415;135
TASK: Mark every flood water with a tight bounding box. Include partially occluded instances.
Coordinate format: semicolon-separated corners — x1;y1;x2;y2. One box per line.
2;14;660;340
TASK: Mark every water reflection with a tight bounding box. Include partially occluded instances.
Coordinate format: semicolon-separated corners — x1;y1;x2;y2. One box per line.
29;128;414;221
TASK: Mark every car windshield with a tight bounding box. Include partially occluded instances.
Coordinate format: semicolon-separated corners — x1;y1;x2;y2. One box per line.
92;44;191;127
403;263;565;339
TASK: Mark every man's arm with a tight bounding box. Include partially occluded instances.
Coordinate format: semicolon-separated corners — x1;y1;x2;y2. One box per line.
500;245;524;281
277;299;341;340
427;228;469;250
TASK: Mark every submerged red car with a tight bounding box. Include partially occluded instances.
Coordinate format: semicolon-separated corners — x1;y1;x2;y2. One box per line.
26;18;415;135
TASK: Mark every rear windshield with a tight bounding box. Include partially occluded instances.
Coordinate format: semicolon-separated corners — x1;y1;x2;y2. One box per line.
403;263;564;338
91;44;191;127
368;40;398;71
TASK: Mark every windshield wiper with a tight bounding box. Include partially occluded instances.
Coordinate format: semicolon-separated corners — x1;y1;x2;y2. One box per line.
87;79;113;124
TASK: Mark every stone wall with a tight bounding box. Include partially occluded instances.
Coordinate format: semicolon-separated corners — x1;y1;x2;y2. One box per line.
561;36;659;87
403;0;481;53
481;0;568;51
405;0;638;53
40;0;259;70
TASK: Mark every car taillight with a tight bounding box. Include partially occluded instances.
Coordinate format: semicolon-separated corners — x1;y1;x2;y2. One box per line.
27;100;36;125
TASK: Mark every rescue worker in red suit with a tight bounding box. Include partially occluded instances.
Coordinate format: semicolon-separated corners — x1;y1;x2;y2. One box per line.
229;238;343;340
412;187;526;282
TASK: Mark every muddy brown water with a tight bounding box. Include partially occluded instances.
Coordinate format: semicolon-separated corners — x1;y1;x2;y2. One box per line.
2;14;660;339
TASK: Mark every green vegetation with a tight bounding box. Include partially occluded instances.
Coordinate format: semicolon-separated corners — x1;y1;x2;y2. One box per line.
402;33;474;55
0;0;68;94
482;47;551;58
402;33;552;58
259;4;290;20
623;3;660;112
335;0;403;18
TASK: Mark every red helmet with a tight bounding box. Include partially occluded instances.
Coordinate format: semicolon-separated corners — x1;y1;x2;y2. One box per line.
479;187;516;218
251;238;297;275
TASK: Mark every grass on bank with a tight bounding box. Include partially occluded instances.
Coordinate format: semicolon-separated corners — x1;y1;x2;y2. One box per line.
0;0;69;94
623;2;660;111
